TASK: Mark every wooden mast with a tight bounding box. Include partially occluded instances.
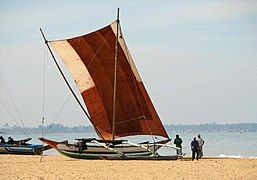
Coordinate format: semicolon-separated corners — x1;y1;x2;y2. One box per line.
112;8;120;141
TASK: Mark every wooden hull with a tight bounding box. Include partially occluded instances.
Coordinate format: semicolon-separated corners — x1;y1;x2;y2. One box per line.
101;155;179;160
0;143;51;155
57;148;152;159
40;138;156;159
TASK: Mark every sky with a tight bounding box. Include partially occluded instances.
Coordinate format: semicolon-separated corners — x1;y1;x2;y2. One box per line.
0;0;257;127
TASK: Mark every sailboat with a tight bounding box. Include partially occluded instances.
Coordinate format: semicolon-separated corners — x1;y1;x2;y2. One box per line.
39;9;179;160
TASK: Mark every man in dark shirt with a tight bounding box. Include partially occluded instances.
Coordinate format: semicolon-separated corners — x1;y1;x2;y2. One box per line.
0;136;6;144
7;137;14;144
191;137;199;160
174;134;183;155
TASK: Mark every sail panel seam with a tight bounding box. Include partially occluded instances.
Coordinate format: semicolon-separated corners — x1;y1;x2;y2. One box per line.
115;116;145;125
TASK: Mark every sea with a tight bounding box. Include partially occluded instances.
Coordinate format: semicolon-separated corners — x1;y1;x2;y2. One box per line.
2;131;257;158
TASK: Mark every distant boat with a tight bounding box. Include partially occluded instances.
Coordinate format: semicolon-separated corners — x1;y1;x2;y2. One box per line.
39;9;179;160
0;138;51;155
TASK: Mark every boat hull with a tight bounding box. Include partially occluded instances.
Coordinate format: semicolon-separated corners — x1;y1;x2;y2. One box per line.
0;143;51;155
57;148;152;159
40;138;155;159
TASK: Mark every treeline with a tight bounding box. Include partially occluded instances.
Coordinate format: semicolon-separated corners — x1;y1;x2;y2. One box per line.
166;123;257;132
0;123;257;134
0;124;94;134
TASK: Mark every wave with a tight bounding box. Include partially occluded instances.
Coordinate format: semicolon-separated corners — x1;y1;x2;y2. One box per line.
249;157;257;159
218;154;257;159
218;154;242;158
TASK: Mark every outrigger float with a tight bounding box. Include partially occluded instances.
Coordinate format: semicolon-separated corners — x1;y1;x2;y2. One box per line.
39;8;182;160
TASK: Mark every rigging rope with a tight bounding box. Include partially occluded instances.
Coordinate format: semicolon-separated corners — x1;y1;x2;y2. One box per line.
120;27;156;143
87;30;112;68
0;73;29;137
41;45;47;125
40;44;47;162
43;93;70;137
0;99;28;136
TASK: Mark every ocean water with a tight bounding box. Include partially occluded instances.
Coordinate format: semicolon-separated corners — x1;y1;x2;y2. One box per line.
3;131;257;158
170;131;257;158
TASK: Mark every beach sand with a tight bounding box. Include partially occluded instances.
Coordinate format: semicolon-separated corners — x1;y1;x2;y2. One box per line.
0;155;257;180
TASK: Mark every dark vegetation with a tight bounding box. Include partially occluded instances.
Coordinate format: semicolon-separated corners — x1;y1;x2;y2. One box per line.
1;123;257;134
166;122;257;133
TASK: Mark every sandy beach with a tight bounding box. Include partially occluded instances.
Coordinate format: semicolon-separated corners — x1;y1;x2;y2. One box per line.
0;155;256;180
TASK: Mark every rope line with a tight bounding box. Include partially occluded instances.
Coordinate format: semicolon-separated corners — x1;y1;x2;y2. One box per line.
0;73;29;137
40;44;47;162
42;45;47;125
0;99;28;136
43;93;70;137
87;30;112;68
121;27;156;143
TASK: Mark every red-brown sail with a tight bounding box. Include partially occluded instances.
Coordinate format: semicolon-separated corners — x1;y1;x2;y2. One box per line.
50;21;168;140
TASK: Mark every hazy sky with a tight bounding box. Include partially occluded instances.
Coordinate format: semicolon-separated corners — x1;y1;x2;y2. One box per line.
0;1;257;127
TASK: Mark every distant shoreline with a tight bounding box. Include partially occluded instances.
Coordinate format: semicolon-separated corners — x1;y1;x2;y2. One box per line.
1;122;257;134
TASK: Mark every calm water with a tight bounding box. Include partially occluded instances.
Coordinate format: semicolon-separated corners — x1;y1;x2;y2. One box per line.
3;131;257;158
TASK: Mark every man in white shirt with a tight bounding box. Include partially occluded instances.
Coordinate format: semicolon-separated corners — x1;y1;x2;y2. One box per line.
197;134;205;158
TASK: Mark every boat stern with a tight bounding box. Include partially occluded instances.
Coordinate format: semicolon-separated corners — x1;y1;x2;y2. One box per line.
38;138;60;149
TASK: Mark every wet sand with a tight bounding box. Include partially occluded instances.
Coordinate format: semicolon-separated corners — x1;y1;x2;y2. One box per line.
0;155;257;180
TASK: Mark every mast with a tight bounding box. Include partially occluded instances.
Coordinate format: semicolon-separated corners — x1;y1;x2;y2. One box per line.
112;8;120;140
39;28;92;122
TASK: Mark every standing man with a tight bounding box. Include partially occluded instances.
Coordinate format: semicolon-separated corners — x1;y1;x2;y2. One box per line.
7;136;14;144
197;134;205;158
191;137;199;160
0;136;5;144
174;134;183;155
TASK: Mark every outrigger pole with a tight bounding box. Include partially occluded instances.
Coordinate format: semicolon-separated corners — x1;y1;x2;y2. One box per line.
92;140;125;157
112;8;120;141
39;28;92;124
